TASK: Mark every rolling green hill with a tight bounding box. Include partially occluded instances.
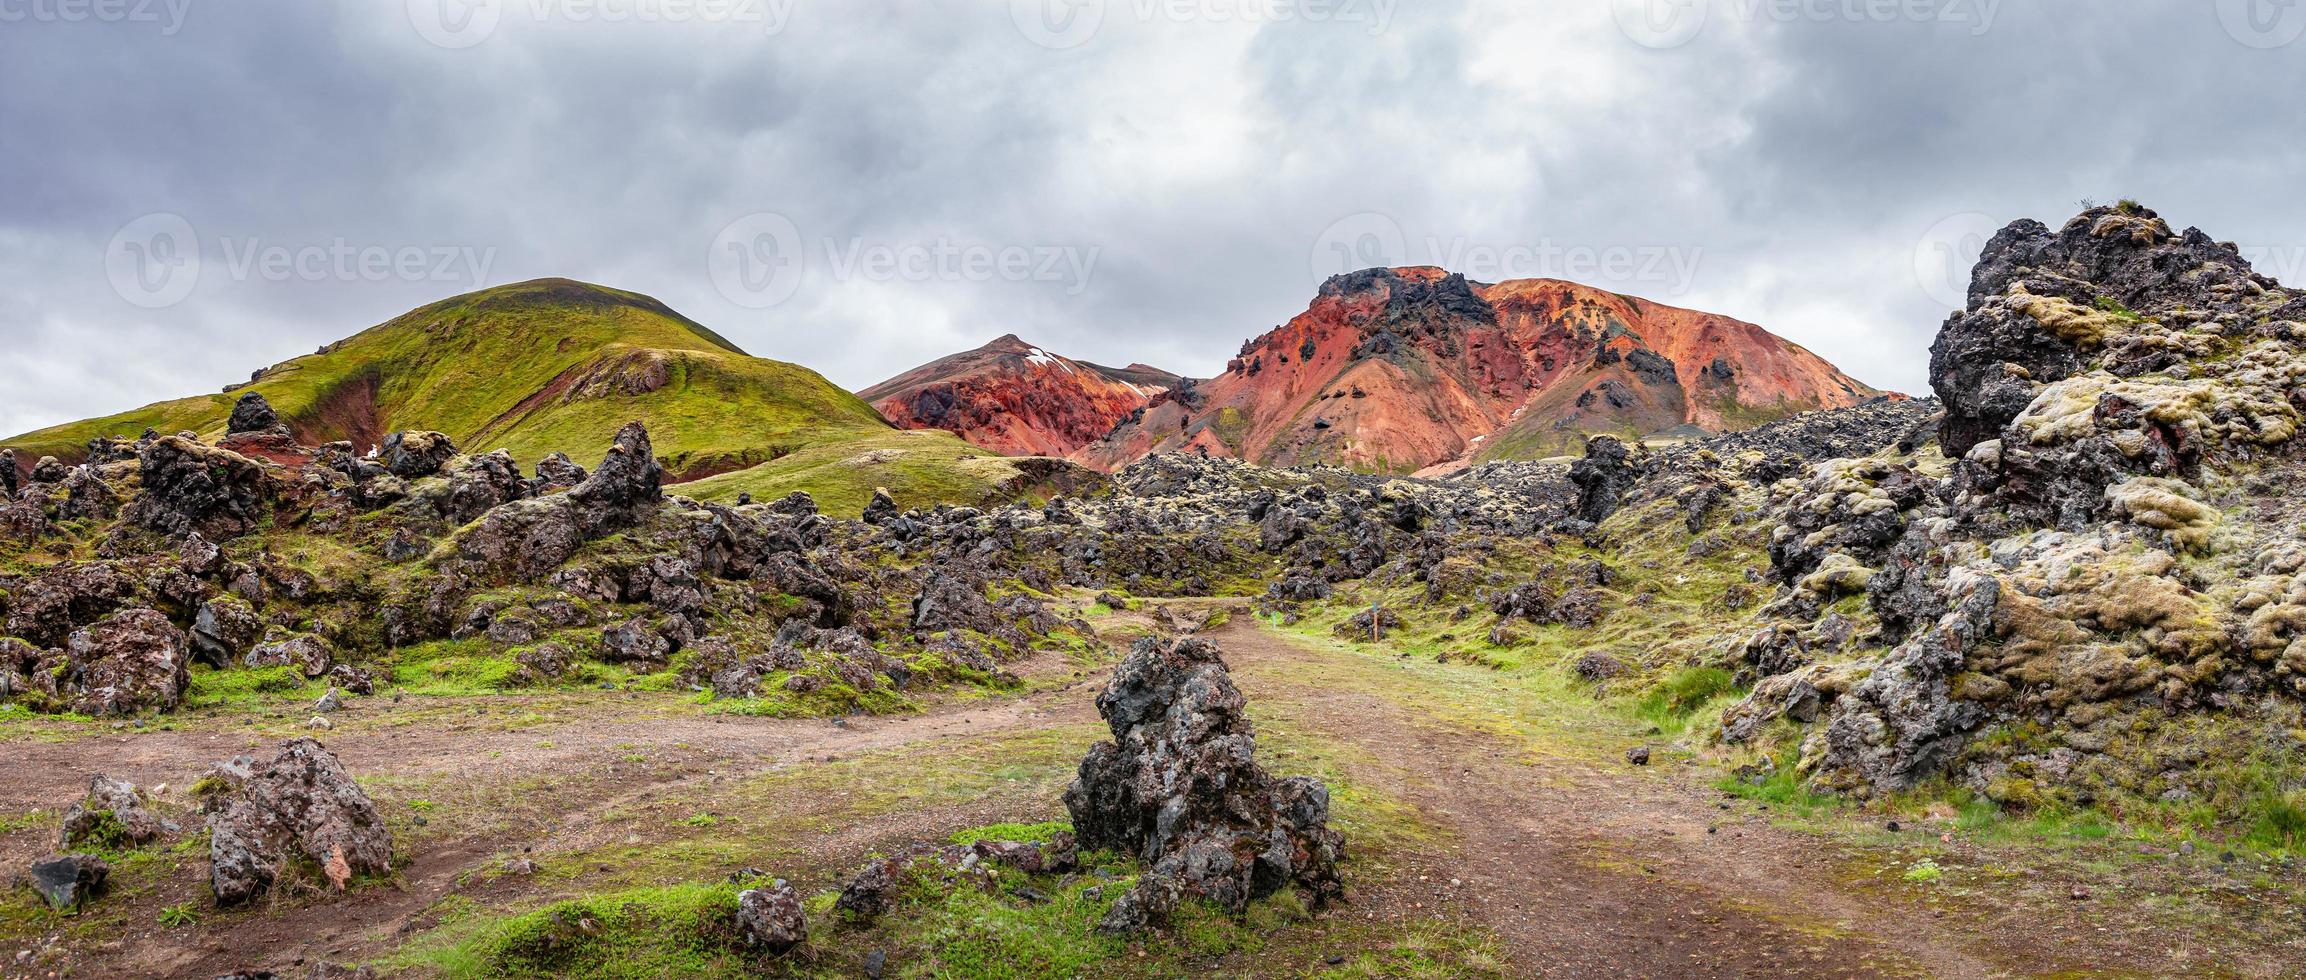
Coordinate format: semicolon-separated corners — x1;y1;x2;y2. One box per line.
1;278;1047;514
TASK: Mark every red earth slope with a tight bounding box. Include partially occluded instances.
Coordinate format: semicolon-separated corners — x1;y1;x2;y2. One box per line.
860;334;1184;457
1073;267;1884;474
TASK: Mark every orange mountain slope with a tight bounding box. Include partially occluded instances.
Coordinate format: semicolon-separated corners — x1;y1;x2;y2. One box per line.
860;334;1184;457
1073;267;1884;474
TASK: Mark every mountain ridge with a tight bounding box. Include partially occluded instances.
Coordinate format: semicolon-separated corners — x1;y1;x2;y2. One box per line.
1;278;1064;515
859;333;1186;457
1072;267;1884;473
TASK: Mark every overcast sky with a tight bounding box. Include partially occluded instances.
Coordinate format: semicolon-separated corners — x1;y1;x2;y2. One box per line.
4;0;2303;436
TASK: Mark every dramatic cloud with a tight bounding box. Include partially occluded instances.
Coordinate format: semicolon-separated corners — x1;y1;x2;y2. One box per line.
3;0;2302;435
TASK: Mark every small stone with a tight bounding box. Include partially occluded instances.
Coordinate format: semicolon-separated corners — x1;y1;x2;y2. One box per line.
735;882;806;955
26;855;108;911
863;948;888;979
1625;746;1651;766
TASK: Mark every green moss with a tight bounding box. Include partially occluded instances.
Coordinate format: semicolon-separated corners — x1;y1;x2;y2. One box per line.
182;664;310;708
946;821;1071;847
408;882;752;978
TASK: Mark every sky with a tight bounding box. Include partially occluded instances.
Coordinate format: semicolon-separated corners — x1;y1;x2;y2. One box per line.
4;0;2304;436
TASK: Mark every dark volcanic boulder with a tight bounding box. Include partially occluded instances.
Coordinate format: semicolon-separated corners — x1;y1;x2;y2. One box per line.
0;448;17;497
226;391;287;436
125;436;275;539
29;455;68;484
1568;435;1647;523
382;431;458;478
735;881;806;955
25;854;108;911
191;595;264;667
1931;205;2276;458
205;738;393;905
60;774;167;850
531;451;587;491
4;563;137;647
245;629;333;677
912;569;996;633
1063;635;1344;933
423;449;531;526
63;609;191;716
455;422;665;580
564;421;664;529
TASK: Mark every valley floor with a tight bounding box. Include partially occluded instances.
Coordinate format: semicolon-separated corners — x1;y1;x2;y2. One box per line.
4;601;2301;978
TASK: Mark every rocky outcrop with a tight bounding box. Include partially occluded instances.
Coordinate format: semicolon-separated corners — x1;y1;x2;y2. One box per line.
124;436;276;539
1703;204;2306;799
455;421;663;580
862;334;1183;457
1064;635;1345;932
62;609;190;716
203;738;393;905
381;431;457;479
226;392;288;437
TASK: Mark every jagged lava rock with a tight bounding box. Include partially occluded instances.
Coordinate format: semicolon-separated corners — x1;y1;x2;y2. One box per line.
1064;635;1344;933
205;738;393;904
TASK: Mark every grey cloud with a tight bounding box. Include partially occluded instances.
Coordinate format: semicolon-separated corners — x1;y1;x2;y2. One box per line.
2;0;2301;435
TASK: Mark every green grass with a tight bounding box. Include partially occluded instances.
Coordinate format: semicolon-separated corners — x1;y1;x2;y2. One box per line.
946;821;1071;847
1635;666;1744;737
182;664;311;708
678;428;1066;519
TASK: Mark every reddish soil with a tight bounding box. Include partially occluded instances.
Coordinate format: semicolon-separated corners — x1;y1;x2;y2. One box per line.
1077;268;1884;472
861;335;1183;457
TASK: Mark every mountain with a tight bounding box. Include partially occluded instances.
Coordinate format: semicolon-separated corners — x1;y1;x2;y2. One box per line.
1075;267;1884;474
859;334;1184;457
0;278;1068;515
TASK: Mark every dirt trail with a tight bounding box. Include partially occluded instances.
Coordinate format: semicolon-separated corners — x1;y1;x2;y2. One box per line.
3;674;1105;980
1200;618;2006;979
4;615;2195;978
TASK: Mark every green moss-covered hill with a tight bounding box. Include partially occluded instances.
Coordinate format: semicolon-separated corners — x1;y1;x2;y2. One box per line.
1;278;1049;515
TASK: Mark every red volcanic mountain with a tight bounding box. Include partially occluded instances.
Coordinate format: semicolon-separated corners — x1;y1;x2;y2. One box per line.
860;334;1185;457
1074;267;1884;474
